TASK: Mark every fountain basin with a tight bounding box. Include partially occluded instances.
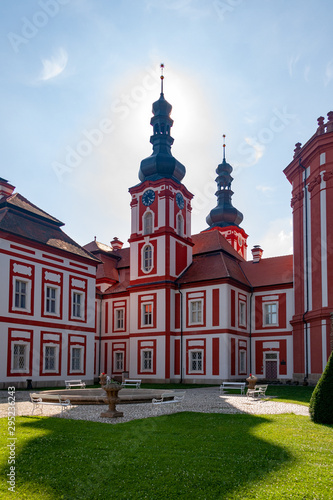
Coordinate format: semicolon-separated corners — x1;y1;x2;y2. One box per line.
31;388;174;405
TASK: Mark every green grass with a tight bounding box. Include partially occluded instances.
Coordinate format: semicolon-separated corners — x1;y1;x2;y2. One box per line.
1;412;332;499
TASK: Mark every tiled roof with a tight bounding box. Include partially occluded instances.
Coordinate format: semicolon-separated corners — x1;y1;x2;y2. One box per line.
191;229;245;260
0;196;99;263
177;251;248;285
1;193;63;225
83;241;130;288
241;255;293;288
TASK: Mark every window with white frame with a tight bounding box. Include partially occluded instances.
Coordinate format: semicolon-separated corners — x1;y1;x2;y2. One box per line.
71;347;83;371
72;292;83;319
190;350;203;372
143;211;153;235
12;343;27;371
142;303;153;326
44;345;58;372
14;279;29;310
142;244;153;273
177;213;184;236
189;300;203;324
115;308;124;330
114;351;124;371
239;350;246;373
45;286;58;314
141;350;152;371
239;301;246;326
263;302;278;326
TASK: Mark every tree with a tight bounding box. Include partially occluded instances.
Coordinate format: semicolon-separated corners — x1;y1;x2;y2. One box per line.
309;351;333;424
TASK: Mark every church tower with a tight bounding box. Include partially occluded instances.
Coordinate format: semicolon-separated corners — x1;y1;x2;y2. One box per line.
128;65;193;284
206;137;248;259
127;66;193;381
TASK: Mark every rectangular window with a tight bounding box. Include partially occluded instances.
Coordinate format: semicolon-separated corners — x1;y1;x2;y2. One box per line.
115;309;124;330
72;292;82;318
190;350;203;372
71;347;82;371
13;344;27;370
115;352;124;371
14;280;27;309
141;350;152;371
46;286;57;314
264;302;278;326
142;303;152;326
239;302;246;327
44;345;57;371
239;350;246;373
190;300;202;324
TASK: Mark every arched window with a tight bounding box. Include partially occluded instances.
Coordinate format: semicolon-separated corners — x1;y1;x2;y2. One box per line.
143;211;153;235
177;213;184;237
143;244;153;273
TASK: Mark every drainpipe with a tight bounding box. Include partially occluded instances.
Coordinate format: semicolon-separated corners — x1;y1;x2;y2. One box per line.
98;294;102;377
249;288;253;375
178;284;184;383
299;158;309;384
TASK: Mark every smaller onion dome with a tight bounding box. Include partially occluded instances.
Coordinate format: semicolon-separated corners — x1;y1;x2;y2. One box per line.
206;138;243;229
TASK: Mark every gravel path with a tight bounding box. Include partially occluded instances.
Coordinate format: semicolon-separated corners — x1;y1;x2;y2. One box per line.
0;387;309;425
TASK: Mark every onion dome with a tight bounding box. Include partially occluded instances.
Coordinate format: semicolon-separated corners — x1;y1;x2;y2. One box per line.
139;64;186;183
206;137;243;228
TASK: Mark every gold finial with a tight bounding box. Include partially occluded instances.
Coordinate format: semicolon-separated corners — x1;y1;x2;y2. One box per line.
160;63;164;94
223;134;226;161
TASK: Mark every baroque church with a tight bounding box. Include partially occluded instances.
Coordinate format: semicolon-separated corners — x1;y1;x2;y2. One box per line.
0;74;332;388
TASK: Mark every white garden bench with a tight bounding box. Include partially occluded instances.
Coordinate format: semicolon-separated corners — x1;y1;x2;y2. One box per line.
121;379;141;388
220;382;246;395
65;380;86;389
30;394;72;415
247;384;268;399
152;391;186;412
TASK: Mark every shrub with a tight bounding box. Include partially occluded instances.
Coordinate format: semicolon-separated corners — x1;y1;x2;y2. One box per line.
309;350;333;424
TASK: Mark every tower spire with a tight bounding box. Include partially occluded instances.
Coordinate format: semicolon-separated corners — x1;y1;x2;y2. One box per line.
206;137;243;229
138;65;186;183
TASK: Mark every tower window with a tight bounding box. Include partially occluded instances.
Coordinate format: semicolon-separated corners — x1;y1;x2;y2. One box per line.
143;244;153;273
177;214;184;236
143;211;153;235
154;124;159;135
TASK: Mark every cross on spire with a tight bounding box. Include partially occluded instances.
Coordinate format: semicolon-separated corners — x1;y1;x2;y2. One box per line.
160;63;164;94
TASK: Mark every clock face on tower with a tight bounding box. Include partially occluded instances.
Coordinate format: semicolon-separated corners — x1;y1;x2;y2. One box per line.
176;193;184;209
142;189;155;206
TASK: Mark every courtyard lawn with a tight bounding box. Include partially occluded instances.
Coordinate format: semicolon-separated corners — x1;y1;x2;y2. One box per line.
0;412;332;499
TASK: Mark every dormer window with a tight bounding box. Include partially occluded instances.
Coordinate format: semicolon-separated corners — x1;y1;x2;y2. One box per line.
143;211;153;235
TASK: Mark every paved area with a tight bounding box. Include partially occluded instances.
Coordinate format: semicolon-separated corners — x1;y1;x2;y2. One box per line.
0;387;309;425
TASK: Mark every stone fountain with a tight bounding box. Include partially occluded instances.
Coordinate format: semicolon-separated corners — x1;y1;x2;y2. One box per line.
99;373;124;418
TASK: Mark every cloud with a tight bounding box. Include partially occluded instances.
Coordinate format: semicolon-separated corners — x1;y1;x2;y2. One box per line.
288;55;300;78
324;59;333;86
39;48;68;82
256;185;274;194
259;218;293;258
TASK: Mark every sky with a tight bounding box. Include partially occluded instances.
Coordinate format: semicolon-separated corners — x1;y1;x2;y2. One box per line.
1;0;333;258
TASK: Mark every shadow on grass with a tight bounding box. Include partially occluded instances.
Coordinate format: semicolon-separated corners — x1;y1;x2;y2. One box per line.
1;412;293;499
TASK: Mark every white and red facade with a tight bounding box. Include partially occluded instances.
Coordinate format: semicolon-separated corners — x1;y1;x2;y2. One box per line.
0;179;98;388
1;97;332;388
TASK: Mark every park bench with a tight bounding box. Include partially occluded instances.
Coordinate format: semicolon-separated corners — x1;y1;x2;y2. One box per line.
247;384;268;399
30;394;72;415
220;382;246;395
152;392;185;412
65;380;86;389
121;379;141;388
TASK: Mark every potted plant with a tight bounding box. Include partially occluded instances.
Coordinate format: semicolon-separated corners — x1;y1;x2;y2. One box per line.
246;373;257;389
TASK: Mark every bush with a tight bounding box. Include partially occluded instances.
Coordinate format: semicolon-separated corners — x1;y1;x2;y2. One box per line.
309;351;333;424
